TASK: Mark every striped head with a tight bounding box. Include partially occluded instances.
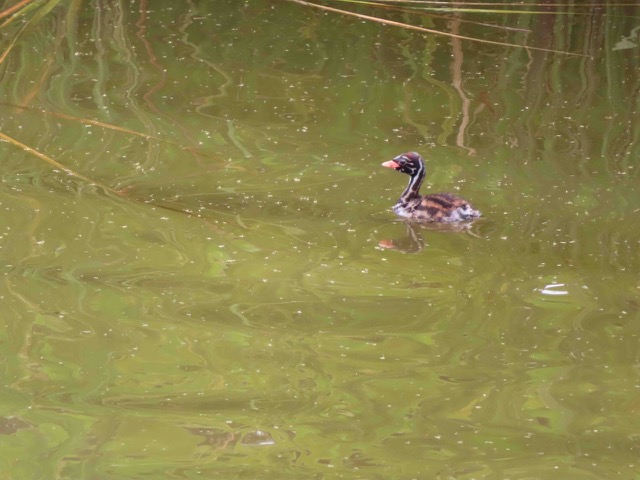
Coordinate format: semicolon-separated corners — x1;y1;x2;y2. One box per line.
381;152;425;177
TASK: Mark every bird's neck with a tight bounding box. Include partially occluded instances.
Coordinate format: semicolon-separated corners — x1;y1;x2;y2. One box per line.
400;171;424;204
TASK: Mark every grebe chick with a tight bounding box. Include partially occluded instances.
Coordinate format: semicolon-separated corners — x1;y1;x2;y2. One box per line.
382;152;480;223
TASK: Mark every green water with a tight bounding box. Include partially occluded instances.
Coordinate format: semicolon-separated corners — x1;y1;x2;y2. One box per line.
1;1;640;478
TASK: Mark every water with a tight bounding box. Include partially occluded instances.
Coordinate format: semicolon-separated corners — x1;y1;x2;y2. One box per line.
1;1;640;478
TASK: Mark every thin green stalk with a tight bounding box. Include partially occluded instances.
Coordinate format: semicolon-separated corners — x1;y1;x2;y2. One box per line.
284;0;588;56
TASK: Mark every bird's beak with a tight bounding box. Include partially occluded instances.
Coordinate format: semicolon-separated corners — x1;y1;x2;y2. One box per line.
381;160;400;169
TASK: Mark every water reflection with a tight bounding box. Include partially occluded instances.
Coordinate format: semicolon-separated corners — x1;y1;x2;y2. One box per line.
1;0;640;478
378;220;480;253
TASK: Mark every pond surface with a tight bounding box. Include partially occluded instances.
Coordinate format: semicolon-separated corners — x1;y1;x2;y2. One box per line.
1;1;640;478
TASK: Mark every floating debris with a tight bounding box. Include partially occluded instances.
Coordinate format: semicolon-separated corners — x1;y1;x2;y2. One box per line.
540;283;569;296
241;430;276;447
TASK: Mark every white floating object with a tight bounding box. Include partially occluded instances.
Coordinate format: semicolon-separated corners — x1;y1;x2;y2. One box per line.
540;283;569;296
241;430;276;447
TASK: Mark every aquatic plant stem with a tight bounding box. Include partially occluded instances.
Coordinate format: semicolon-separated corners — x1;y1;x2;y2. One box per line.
0;102;218;159
284;0;587;56
0;130;123;196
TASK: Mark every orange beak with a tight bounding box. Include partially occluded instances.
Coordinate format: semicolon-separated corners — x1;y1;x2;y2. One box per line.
381;160;400;169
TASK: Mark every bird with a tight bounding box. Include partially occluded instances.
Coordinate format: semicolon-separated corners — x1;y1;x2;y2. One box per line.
381;152;481;223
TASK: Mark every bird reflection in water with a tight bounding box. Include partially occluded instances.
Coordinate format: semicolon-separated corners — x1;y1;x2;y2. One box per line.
378;220;480;253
